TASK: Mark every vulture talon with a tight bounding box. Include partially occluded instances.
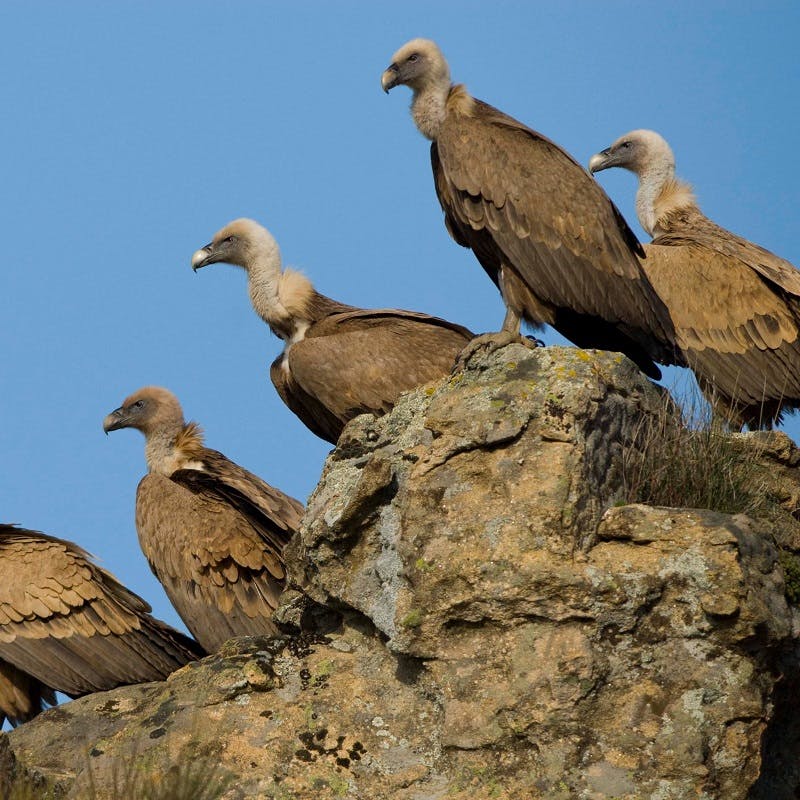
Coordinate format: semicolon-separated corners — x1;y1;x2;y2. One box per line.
452;330;539;373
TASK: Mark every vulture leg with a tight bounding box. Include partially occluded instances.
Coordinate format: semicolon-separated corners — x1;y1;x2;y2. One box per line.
453;307;541;371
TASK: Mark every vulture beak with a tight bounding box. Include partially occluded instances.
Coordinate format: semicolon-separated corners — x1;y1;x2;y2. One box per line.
191;243;215;272
103;407;127;434
381;64;401;93
588;148;613;174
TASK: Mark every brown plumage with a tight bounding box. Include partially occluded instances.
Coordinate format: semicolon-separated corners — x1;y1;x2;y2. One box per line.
191;218;474;443
0;523;203;726
590;129;800;428
0;657;55;727
103;387;303;652
381;38;681;380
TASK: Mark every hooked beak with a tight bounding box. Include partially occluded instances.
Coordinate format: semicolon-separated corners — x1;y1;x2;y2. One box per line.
381;63;400;93
191;243;215;272
102;407;127;434
588;148;613;174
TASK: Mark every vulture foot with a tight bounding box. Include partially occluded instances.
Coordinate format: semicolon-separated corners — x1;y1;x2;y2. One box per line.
453;331;542;373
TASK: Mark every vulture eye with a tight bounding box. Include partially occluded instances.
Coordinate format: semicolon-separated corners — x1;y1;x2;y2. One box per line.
620;141;631;149
222;235;235;244
132;400;145;410
408;53;419;63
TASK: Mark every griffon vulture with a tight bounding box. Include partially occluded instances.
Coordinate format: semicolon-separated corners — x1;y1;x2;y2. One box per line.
191;218;474;443
103;387;303;652
0;523;203;726
381;39;681;380
589;129;800;427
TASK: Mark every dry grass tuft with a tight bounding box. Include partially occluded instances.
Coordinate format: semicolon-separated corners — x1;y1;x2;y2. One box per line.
81;737;235;800
96;757;234;800
4;727;236;800
621;385;769;515
4;777;57;800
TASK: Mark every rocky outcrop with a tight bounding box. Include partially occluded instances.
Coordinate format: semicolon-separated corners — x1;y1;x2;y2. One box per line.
2;346;798;799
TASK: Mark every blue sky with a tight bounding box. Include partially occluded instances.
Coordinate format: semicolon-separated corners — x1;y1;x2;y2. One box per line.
2;2;799;671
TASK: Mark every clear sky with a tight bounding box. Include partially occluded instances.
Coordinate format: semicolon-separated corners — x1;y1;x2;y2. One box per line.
2;1;799;671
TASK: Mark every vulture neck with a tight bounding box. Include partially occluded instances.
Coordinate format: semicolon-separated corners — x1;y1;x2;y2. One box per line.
246;237;287;330
246;246;316;344
145;421;205;476
635;159;676;236
411;79;453;140
635;155;695;237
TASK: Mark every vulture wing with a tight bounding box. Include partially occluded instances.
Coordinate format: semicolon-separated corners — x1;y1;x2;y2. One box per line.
433;97;679;370
654;206;800;299
271;354;349;444
642;243;800;415
136;460;300;652
272;309;474;442
0;657;56;727
0;525;203;699
172;449;302;553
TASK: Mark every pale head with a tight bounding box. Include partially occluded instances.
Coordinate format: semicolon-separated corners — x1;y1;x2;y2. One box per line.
381;38;450;94
589;130;675;177
191;218;281;272
103;386;185;438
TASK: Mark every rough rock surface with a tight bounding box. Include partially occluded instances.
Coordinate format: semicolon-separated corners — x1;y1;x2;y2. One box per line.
2;346;797;799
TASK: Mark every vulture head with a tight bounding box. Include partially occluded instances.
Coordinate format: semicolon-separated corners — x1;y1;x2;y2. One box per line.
381;38;450;94
103;386;185;438
589;129;675;177
191;218;280;273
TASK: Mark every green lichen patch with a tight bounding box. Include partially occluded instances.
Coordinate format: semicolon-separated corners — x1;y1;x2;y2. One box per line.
401;609;423;628
779;551;800;604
